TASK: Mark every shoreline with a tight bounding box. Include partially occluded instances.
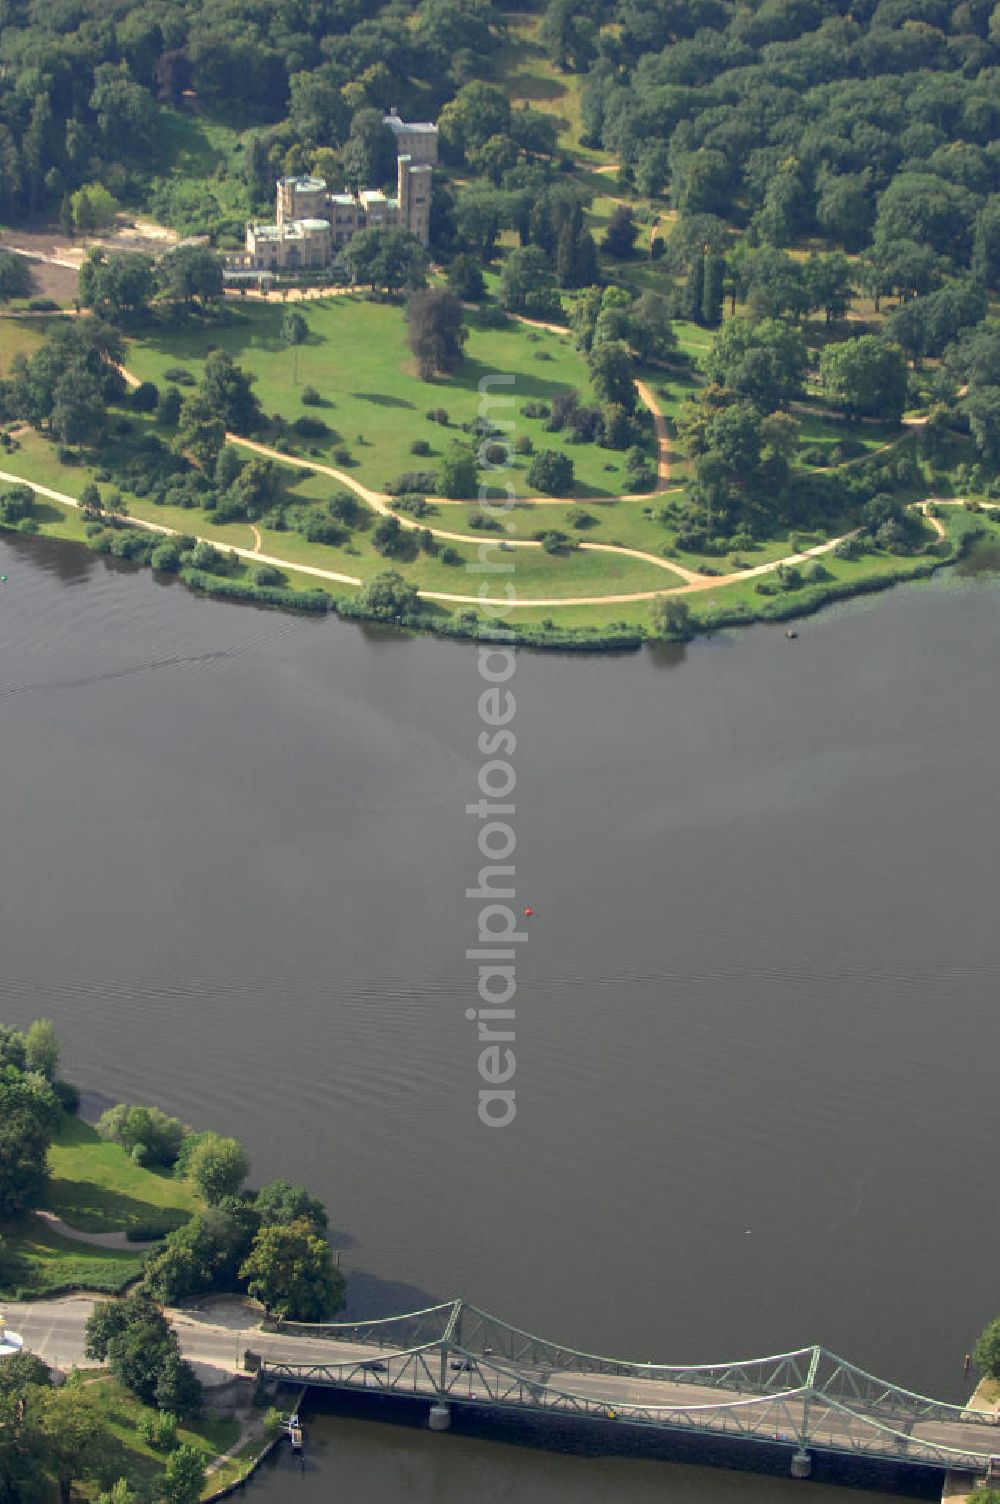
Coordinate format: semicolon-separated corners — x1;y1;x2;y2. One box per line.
0;467;995;650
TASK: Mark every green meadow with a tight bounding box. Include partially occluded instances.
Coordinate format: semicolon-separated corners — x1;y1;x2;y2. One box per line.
47;1118;202;1236
0;1117;204;1299
123;297;655;499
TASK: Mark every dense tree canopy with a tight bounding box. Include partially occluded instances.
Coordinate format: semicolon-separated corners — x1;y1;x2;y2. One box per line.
0;1367;118;1504
97;1102;186;1166
85;1293;203;1416
186;1132;249;1203
338;227;428;294
254;1179;329;1234
0;1018;70;1218
819;335;909;421
0;251;32;303
6;321;125;437
239;1217;345;1320
0;0;506;225
406;287;467;379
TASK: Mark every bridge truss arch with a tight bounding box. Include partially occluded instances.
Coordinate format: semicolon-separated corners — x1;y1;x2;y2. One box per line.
259;1300;1000;1475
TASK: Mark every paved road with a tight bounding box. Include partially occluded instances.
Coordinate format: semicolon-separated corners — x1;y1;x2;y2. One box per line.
6;1298;998;1470
4;1297;254;1375
547;1371;1000;1466
259;1350;1000;1470
257;1339;1000;1468
3;1297;440;1377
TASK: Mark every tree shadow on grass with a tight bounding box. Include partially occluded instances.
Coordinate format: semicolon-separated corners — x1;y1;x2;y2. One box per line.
455;354;581;406
89;1418;163;1494
45;1178;192;1237
0;1239;32;1296
30;502;67;525
136;303;289;361
0;1217;141;1299
351;391;416;408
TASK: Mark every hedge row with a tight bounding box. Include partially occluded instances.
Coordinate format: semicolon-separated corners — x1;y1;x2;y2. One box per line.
337;599;643;650
690;557;946;635
179;568;332;612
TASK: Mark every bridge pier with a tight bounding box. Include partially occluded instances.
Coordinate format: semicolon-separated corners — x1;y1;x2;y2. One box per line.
790;1449;812;1479
428;1403;452;1432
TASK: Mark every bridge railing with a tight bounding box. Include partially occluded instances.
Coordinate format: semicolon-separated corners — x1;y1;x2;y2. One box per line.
813;1349;997;1428
258;1339;1000;1474
454;1304;818;1391
276;1298;818;1394
275;1301;459;1350
261;1302;997;1469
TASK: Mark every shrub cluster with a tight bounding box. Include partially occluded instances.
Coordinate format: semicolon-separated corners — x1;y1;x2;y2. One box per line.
181;568;331;611
96;1104;186;1168
385;469;438;495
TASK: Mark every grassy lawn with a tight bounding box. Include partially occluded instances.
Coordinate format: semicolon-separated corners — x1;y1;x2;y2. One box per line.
0;425;263;553
501;540;942;633
124;298;643;498
207;1430;276;1494
0;427;105;498
0;398;953;622
791;409;902;468
47;1118;202;1236
78;1375;240;1502
250;491;678;599
0;316;59;373
0;1112;207;1299
598;251;677;299
0;1217;142;1298
504;509;980;633
492;497;824;568
2;420;993;634
672;321;717;359
3;302;995;636
496;10;604;162
0;428;355;594
0;425;674;600
586;192;626;237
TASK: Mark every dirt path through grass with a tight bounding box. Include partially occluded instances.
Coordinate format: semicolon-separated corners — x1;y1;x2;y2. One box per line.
227;433;698;583
0;464;365;590
422;373;673;506
32;1209;159;1251
634;379;672;487
6;460;980;608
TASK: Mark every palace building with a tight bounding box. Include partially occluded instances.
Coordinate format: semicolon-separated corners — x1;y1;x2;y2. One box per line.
382;107;439;166
233;114;436;278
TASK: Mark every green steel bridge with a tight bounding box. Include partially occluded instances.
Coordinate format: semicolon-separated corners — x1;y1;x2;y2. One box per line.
250;1299;1000;1483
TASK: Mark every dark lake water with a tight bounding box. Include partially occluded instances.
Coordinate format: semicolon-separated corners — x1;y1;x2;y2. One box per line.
2;531;998;1501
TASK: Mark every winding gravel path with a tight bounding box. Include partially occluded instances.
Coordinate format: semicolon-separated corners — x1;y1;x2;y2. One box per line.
8;362;990;610
4;463;983;609
32;1209;160;1251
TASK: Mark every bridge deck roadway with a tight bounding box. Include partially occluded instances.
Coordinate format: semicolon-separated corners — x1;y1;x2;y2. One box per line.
6;1300;995;1473
254;1336;1000;1470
